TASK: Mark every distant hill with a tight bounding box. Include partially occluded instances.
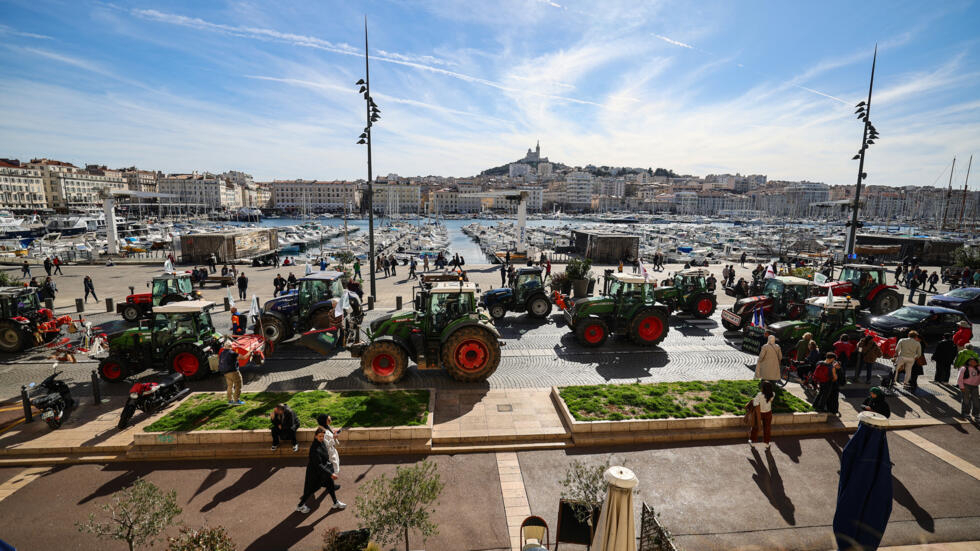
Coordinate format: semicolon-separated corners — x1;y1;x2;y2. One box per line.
480;161;676;178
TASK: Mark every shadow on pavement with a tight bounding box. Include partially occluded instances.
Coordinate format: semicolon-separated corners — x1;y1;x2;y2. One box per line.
201;464;281;512
893;474;935;532
244;491;334;551
748;446;796;525
191;468;227;502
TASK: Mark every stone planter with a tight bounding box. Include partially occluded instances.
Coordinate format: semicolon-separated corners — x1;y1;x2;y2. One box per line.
571;278;590;298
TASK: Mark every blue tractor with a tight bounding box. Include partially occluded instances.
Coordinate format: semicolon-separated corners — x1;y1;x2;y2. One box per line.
480;266;552;321
259;271;362;346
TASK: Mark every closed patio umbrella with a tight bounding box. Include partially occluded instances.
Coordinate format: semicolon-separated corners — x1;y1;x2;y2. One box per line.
833;411;892;551
591;466;638;551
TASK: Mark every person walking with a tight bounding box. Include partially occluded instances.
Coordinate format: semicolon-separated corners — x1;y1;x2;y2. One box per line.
893;330;922;390
423;255;429;272
40;276;57;301
270;403;299;452
740;251;747;267
20;260;30;279
208;253;216;273
353;259;362;281
83;275;98;303
389;254;396;277
273;274;286;297
812;352;840;413
755;335;782;383
928;271;939;293
409;257;416;278
237;271;248;300
956;357;980;419
315;414;341;475
382;256;390;278
861;387;891;418
52;256;63;275
833;335;856;384
43;257;52;276
545;257;552;279
748;380;775;448
296;427;346;514
933;333;957;384
856;334;881;384
500;263;507;287
908;275;919;302
219;345;243;405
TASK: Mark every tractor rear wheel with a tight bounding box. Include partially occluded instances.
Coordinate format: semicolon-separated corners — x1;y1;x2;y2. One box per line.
689;294;716;319
443;327;501;382
575;318;609;347
261;315;288;345
630;308;668;346
98;355;130;383
527;295;552;318
167;344;209;380
0;323;26;353
870;289;901;315
488;304;506;320
121;304;142;322
361;341;407;384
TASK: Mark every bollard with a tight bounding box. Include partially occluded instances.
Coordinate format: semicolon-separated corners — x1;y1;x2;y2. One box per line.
91;370;102;405
44;298;54;311
396;296;402;309
75;298;84;313
106;297;114;313
21;385;32;423
368;295;375;311
917;292;926;306
224;297;231;311
129;286;135;295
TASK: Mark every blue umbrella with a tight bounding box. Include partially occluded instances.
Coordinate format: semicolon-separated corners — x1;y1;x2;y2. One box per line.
833;416;892;550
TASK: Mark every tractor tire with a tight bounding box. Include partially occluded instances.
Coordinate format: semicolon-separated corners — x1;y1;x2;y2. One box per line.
527;295;553;318
117;403;137;430
167;344;209;380
689;294;716;319
261;315;288;345
630;308;669;346
870;289;902;315
121;304;142;322
488;304;506;320
98;356;130;383
0;323;27;353
575;318;609;347
443;326;501;383
361;341;407;384
721;316;744;332
159;294;187;306
311;308;341;331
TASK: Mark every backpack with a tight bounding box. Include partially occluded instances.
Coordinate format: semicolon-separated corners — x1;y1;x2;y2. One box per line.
812;361;832;383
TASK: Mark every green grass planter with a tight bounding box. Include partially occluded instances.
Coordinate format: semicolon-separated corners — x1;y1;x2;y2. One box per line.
559;381;811;422
145;390;430;432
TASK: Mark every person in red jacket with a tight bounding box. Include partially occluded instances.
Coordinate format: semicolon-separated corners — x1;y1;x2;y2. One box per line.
833;335;856;383
953;320;973;349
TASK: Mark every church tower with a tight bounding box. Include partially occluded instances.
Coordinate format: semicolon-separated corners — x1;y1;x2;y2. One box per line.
535;140;540;158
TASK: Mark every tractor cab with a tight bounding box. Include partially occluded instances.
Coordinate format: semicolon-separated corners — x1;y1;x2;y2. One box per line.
763;276;811;315
769;295;862;353
118;272;199;322
822;264;902;315
513;268;544;303
606;272;656;304
802;295;859;327
421;282;481;335
672;268;710;291
0;287;42;319
296;271;344;321
151;273;195;306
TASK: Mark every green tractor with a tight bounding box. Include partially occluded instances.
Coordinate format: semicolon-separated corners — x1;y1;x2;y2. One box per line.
349;281;501;384
767;295;864;358
98;300;226;382
654;268;718;319
558;272;670;347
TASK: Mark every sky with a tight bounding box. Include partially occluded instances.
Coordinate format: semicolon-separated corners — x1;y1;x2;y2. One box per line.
0;0;978;187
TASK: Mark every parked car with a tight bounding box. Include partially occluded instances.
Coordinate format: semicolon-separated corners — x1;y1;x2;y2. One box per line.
867;305;969;342
927;287;980;317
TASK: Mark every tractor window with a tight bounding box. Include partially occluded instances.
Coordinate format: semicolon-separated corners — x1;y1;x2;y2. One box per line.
866;270;882;284
608;280;623;297
673;275;683;288
785;285;807;303
516;273;541;290
177;277;193;294
803;304;823;322
195;312;215;334
841;309;856;325
840;267;861;286
173;314;196;340
152;279;168;297
764;279;784;299
13;293;39;316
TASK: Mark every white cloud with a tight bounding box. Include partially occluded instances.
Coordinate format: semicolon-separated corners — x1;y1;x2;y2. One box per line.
653;34;693;49
0;24;53;40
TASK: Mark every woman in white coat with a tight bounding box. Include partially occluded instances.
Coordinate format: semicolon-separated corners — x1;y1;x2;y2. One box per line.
756;335;783;382
316;414;341;473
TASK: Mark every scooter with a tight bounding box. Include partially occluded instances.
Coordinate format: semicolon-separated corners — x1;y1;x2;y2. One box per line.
118;373;190;430
28;365;74;429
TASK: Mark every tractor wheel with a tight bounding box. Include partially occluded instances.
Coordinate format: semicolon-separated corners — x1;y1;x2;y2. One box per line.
527;295;553;319
488;304;506;320
167;344;209;380
870;289;902;315
261;315;288;345
361;341;407;384
443;327;501;382
98;356;130;383
689;294;716;319
121;304;142;322
159;294;187;306
0;323;27;353
721;316;744;332
630;308;668;346
575;318;609;347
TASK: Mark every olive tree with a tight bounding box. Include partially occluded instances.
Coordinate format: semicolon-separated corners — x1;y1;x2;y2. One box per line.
76;478;182;551
355;459;444;551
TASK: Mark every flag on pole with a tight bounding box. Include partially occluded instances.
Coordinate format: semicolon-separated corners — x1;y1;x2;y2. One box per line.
639;260;652;283
827;283;835;305
751;307;766;328
764;264;776;279
248;295;260;324
163;258;174;273
334;289;352;318
226;286;235;310
305;262;313;276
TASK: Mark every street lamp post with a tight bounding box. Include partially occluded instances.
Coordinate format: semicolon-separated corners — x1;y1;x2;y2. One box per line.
356;17;382;299
845;45;880;257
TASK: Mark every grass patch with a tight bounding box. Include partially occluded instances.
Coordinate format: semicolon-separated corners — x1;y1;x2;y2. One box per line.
559;380;812;422
145;390;430;432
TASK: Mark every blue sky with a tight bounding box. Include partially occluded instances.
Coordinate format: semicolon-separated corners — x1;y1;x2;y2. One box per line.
1;0;978;186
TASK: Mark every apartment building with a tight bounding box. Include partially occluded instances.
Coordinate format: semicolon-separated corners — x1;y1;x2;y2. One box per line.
158;173;242;209
270;180;360;212
26;158;127;211
0;159;46;211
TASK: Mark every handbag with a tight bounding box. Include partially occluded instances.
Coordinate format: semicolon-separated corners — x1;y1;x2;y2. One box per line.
743;399;759;426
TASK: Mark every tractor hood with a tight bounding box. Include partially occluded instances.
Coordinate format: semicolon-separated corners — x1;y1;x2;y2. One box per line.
570;296;613;312
369;310;415;334
262;294;298;314
734;295;766;314
767;319;803;339
481;288;513;304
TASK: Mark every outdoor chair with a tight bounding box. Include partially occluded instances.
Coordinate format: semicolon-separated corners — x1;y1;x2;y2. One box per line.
520;515;550;550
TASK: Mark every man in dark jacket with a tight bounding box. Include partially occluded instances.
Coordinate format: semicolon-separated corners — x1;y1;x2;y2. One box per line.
296;427;346;513
933;333;958;384
271;403;300;452
237;271;248;300
219;346;242;404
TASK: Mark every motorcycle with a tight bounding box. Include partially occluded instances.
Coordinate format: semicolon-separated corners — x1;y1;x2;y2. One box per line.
118;372;190;430
28;366;75;429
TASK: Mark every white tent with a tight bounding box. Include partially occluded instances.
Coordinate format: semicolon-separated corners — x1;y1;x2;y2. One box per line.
591;466;639;551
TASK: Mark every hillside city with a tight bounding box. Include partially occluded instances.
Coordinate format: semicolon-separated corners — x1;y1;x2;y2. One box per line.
2;142;976;226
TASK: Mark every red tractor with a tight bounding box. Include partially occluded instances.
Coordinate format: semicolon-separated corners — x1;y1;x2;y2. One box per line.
818;264;903;315
0;287;80;353
117;273;201;322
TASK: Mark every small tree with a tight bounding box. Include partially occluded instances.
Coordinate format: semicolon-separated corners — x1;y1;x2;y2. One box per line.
76;478;182;551
355;459;444;551
167;525;236;551
559;458;611;541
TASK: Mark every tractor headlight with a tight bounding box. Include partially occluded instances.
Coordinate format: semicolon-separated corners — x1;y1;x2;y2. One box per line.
129;393;139;399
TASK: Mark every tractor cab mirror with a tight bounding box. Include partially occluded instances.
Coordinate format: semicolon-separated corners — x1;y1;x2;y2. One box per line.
146;282;150;288
414;295;422;311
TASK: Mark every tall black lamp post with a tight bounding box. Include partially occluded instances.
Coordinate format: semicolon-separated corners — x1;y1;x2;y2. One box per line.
845;45;880;257
356;17;381;299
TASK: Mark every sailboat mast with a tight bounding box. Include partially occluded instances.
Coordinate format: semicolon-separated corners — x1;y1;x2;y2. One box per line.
958;155;972;231
941;157;956;231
